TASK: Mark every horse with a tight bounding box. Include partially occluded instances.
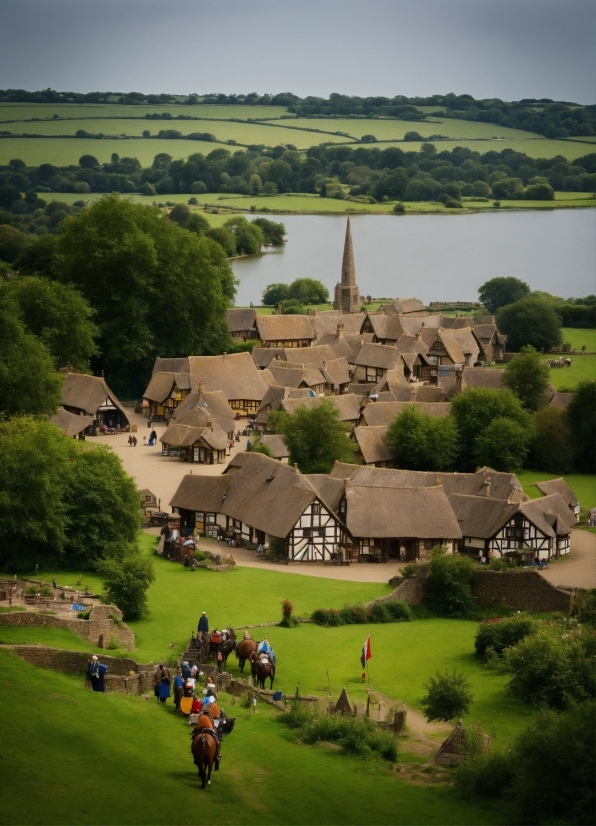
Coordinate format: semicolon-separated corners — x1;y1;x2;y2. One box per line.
218;637;237;667
191;728;219;789
250;652;276;690
235;638;256;672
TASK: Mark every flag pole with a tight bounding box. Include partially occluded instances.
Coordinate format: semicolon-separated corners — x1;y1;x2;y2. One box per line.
367;632;370;685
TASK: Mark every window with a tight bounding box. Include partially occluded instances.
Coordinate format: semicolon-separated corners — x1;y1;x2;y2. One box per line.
312;502;320;515
339;498;346;515
195;511;205;522
205;513;216;524
424;539;434;549
506;526;523;539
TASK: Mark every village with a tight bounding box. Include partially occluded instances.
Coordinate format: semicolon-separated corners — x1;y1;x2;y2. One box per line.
49;217;587;575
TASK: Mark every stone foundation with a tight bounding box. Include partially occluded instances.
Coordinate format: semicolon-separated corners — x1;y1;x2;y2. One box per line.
0;604;135;649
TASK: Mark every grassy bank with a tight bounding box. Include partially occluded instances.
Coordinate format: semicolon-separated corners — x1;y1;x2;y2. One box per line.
517;470;596;509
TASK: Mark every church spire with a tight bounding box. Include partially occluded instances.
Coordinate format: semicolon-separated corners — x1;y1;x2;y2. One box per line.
341;215;356;286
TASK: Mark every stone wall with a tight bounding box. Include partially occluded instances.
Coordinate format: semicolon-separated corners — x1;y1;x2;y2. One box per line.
0;604;135;650
472;570;573;613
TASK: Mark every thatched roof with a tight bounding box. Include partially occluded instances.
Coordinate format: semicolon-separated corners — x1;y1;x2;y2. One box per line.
521;494;575;538
353;426;393;465
256;314;314;342
255;385;313;425
462;367;504;390
161;411;229;450
437;329;480;364
440;316;474;330
173;390;235;435
170;474;230;513
152;357;190;376
310;312;366;340
364;313;404;343
472;323;498;342
399;318;441;338
259;434;290;459
252;347;285;369
394;333;431;356
354;343;400;371
283;345;338;365
304;475;346;513
51;407;95;437
535;478;579;509
392;298;426;315
449;494;518;539
414;386;447;403
345;484;462;539
143;372;177;404
321;358;351;388
219;453;328;538
281;393;362;423
61;373;128;421
188;352;268;402
226;308;257;333
549;392;575;409
269;364;326;389
362;401;450;427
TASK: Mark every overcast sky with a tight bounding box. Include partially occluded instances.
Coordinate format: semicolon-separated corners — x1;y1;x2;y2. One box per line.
1;0;594;103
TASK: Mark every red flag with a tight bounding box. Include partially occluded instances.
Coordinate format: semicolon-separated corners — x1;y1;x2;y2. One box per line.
360;635;372;668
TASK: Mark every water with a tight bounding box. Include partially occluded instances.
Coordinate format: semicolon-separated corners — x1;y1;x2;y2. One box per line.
231;210;596;306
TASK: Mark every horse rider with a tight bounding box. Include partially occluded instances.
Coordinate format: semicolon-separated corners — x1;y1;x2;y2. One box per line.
243;630;251;640
193;705;222;767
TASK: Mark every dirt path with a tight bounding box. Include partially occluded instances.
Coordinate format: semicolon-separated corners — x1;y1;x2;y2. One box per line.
540;529;596;589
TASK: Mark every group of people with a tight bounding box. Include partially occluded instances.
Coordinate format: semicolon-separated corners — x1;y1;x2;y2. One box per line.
127;434;138;447
87;655;108;692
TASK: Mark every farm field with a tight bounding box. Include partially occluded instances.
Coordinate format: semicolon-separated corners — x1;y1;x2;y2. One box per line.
0;102;291;121
559;327;596;352
0;649;507;826
547;354;596;389
516;470;596;509
380;137;594;161
288;116;540;141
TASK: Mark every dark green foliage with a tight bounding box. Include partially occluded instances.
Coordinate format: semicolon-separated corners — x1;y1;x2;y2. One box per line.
271;398;356;473
424;550;476;618
311;601;411;626
3;277;98;372
280;703;398;762
571;589;596;628
474;614;536;658
420;669;474;722
478;277;530;314
449;387;534;471
279;299;305;315
54;195;235;397
97;554;155;621
251;217;285;246
530;405;574;473
566;380;596;473
503;345;550;411
497;295;562;352
456;703;596;825
386;406;458;471
262;282;289;306
223;216;264;255
503;626;596;708
0;225;29;263
0;294;63;418
474;416;532;472
287;278;329;305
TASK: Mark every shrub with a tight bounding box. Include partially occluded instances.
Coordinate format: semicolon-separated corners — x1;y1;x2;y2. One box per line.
420;669;474;722
474;614;536;659
311;601;411;626
368;602;392;623
193;550;208;562
98;553;155;621
311;607;342;626
339;604;369;624
384;601;412;621
106;634;120;650
571;589;596;627
77;608;91;620
401;563;416;579
279;598;299;627
278;701;315;729
424;549;476;617
392;202;405;213
455;750;515;799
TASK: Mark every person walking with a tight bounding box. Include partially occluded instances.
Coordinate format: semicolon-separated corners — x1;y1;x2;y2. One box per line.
173;667;184;712
198;611;209;641
154;663;171;704
149;429;157;446
87;655;107;692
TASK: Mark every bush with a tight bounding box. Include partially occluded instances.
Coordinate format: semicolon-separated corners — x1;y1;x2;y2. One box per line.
401;563;416;579
392;202;405;213
367;602;392;623
474;614;536;659
420;669;474;722
98;554;155;621
311;607;343;626
339;604;369;624
384;601;412;621
311;601;411;626
571;589;596;627
424;550;476;617
279;298;305;315
455;750;516;800
106;635;120;650
279;598;299;627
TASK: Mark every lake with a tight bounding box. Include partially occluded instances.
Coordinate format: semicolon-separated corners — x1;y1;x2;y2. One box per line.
231;209;596;306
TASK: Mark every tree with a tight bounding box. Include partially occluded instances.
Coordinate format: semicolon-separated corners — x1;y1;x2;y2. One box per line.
566;380;596;473
206;226;236;257
287;278;329;305
168;203;191;226
4;277;98;372
424;549;477;618
280;298;305;315
262;282;290;306
449;387;534;471
54;195;235;396
17;234;58;277
0;294;63;418
223;216;263;255
503;345;550;410
79;154;99;168
63;447;142;568
478;277;530;314
530;406;573;474
0;225;28;263
252;217;285;246
420;670;474;722
271;398;356;473
496;295;562;352
386;407;458;471
98;554;155;620
474;417;532;472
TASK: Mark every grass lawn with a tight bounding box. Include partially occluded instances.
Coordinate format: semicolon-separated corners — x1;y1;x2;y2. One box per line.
547;354;596;390
559;327;596;353
0;649;506;825
289;117;539;142
516;470;596;509
0;102;290;122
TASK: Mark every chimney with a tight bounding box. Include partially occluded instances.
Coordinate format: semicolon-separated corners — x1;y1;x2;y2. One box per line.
483;477;491;497
454;368;464;396
410;388;416;401
337;322;344;338
415;330;422;341
293;462;298;470
198;381;205;394
322;361;327;370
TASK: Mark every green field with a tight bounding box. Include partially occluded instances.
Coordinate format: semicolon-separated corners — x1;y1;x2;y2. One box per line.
547;354;596;389
0;102;291;122
517;470;596;509
559;327;596;352
0;649;509;826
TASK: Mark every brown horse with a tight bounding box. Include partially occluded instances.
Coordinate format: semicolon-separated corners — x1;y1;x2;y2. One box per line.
235;638;256;672
250;652;276;690
191;728;219;789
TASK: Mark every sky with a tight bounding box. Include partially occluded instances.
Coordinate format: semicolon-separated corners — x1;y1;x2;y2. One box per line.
0;0;594;103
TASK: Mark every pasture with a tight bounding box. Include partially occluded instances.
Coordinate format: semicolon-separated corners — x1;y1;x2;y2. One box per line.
559;327;596;352
0;649;507;825
0;102;291;122
517;470;596;510
547;353;596;389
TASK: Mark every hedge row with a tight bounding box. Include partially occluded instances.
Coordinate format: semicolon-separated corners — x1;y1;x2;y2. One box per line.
311;601;411;626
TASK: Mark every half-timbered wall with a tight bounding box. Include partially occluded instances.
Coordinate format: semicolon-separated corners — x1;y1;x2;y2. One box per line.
287;499;346;562
489;515;551;559
229;399;259;415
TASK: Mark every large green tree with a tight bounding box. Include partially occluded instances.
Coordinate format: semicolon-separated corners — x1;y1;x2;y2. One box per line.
262;282;290;306
503;345;550;411
386;407;458;471
271;398;356;473
98;554;155;621
478;277;530;314
0;293;63;418
4;276;98;372
566;380;596;473
474;417;532;472
496;295;562;352
530;406;573;474
449;387;534;471
287;278;329;305
54;195;235;396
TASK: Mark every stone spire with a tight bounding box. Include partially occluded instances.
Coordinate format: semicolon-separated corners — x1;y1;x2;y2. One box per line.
341;215;356;285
